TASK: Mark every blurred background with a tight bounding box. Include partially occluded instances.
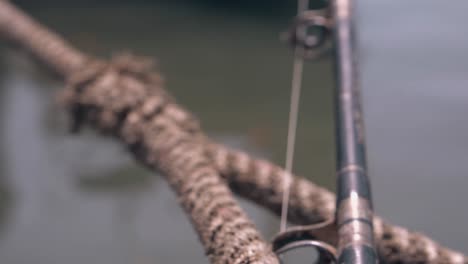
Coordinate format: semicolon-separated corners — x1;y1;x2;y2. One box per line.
0;0;467;263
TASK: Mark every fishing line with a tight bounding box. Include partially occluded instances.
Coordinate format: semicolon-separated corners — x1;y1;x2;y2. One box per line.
275;1;378;263
279;0;310;233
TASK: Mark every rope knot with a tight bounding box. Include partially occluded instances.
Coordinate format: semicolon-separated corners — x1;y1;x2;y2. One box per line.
58;53;165;134
58;52;200;141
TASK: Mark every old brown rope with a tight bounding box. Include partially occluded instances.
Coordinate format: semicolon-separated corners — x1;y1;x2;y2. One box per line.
0;1;466;263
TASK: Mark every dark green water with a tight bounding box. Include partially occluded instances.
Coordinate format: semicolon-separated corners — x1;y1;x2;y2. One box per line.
23;1;336;182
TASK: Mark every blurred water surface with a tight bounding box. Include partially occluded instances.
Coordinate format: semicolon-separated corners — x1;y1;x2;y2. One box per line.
0;1;467;263
360;0;468;252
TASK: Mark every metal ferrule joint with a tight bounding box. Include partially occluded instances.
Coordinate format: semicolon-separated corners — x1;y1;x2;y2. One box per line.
336;192;375;253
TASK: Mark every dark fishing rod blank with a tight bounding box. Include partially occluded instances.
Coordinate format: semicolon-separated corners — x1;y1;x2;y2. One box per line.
331;0;378;262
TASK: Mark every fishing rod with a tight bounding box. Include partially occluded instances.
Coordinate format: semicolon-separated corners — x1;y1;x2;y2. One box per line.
272;0;378;263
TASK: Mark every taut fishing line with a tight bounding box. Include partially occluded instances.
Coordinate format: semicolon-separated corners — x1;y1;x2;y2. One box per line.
280;0;310;233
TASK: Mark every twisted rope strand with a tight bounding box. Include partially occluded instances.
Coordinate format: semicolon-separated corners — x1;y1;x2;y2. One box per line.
208;144;467;264
61;55;279;264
